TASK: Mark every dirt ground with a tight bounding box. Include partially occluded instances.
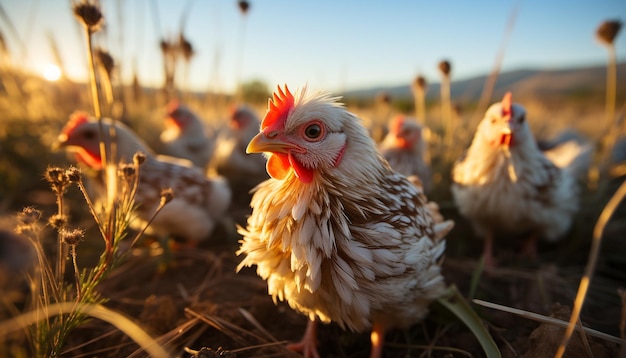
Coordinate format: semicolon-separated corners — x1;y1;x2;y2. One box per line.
2;175;625;358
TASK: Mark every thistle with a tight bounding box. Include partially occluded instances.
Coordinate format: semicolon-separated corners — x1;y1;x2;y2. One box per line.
95;48;115;114
596;20;622;46
588;19;622;189
160;37;178;101
438;59;454;161
238;0;250;15
72;1;103;33
411;75;428;125
411;75;431;166
179;33;195;99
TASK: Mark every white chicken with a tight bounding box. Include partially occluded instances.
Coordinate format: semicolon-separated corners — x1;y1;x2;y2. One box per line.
56;112;231;245
237;85;453;358
451;92;582;270
160;100;215;170
209;105;268;207
379;115;432;193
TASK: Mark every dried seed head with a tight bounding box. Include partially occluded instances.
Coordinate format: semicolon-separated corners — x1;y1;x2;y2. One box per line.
412;75;427;92
60;227;84;246
160;39;176;56
596;20;622;46
160;188;174;206
65;166;82;183
18;207;42;226
95;48;115;76
179;34;194;61
48;214;68;229
238;1;250;15
438;60;451;77
376;91;391;105
45;167;66;185
73;2;104;32
119;163;136;179
133;152;146;166
45;166;68;192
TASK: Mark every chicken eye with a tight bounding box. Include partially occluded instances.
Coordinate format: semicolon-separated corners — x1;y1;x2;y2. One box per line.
84;130;97;140
518;114;526;123
304;122;324;141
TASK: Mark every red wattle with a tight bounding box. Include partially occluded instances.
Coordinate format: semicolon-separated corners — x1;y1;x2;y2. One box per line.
289;153;314;183
76;149;103;170
266;153;291;180
500;133;513;147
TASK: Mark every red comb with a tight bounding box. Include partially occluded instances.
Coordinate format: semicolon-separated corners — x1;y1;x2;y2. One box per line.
390;115;405;135
261;85;294;130
63;111;90;136
502;92;513;118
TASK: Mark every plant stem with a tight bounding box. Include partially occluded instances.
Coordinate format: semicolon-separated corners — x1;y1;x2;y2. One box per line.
70;245;81;301
54;191;67;300
84;27;106;166
555;179;626;357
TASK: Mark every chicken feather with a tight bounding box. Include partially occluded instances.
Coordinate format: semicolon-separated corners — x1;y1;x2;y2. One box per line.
237;85;453;358
56;112;231;245
451;92;582;269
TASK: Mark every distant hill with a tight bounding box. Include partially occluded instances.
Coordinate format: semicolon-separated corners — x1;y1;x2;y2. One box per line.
341;62;626;105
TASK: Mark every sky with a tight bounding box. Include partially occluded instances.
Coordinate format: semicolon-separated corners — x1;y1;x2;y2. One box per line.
2;0;625;94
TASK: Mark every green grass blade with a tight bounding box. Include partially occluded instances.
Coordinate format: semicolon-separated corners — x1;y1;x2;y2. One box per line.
437;284;501;358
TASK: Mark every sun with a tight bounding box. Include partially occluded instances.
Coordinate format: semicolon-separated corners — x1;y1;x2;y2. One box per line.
42;63;62;81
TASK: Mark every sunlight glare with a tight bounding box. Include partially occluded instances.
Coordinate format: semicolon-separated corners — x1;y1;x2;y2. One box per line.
42;63;62;81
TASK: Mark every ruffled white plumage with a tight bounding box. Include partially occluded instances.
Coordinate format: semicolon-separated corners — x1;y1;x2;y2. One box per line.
451;95;582;261
57;115;231;244
237;87;453;337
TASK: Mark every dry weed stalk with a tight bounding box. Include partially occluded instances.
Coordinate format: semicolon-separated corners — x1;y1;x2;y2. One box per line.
95;48;115;116
234;0;251;102
588;19;622;190
17;162;171;357
469;4;518;130
0;1;173;356
412;75;427;124
0;302;169;357
179;33;194;100
411;75;432;167
438;59;454;160
160;37;179;101
555;178;626;357
473;299;624;345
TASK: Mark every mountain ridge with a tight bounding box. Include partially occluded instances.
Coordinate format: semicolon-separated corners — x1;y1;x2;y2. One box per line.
341;62;626;104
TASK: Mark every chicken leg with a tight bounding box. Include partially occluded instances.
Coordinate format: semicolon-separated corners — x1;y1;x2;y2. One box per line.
287;319;320;358
483;230;495;273
370;320;388;358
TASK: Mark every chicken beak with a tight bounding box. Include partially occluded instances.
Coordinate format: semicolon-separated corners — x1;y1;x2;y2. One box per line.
51;134;68;151
499;125;513;148
246;132;304;154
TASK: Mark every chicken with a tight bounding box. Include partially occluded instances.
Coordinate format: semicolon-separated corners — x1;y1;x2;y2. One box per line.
56;112;231;245
160;100;215;170
379;115;432;193
237;85;453;358
209;105;268;207
451;92;581;270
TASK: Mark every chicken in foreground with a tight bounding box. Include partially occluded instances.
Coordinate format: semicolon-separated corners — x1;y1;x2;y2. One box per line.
237;85;454;358
160;100;215;170
379;115;432;193
451;92;582;270
209;105;268;207
56;112;232;246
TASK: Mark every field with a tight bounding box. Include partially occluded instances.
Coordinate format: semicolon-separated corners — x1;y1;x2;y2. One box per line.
0;4;625;358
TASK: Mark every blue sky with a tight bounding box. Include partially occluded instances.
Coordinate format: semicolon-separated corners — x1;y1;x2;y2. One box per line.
2;0;625;93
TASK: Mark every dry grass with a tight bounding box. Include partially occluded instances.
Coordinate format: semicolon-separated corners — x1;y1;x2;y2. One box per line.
0;4;624;357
